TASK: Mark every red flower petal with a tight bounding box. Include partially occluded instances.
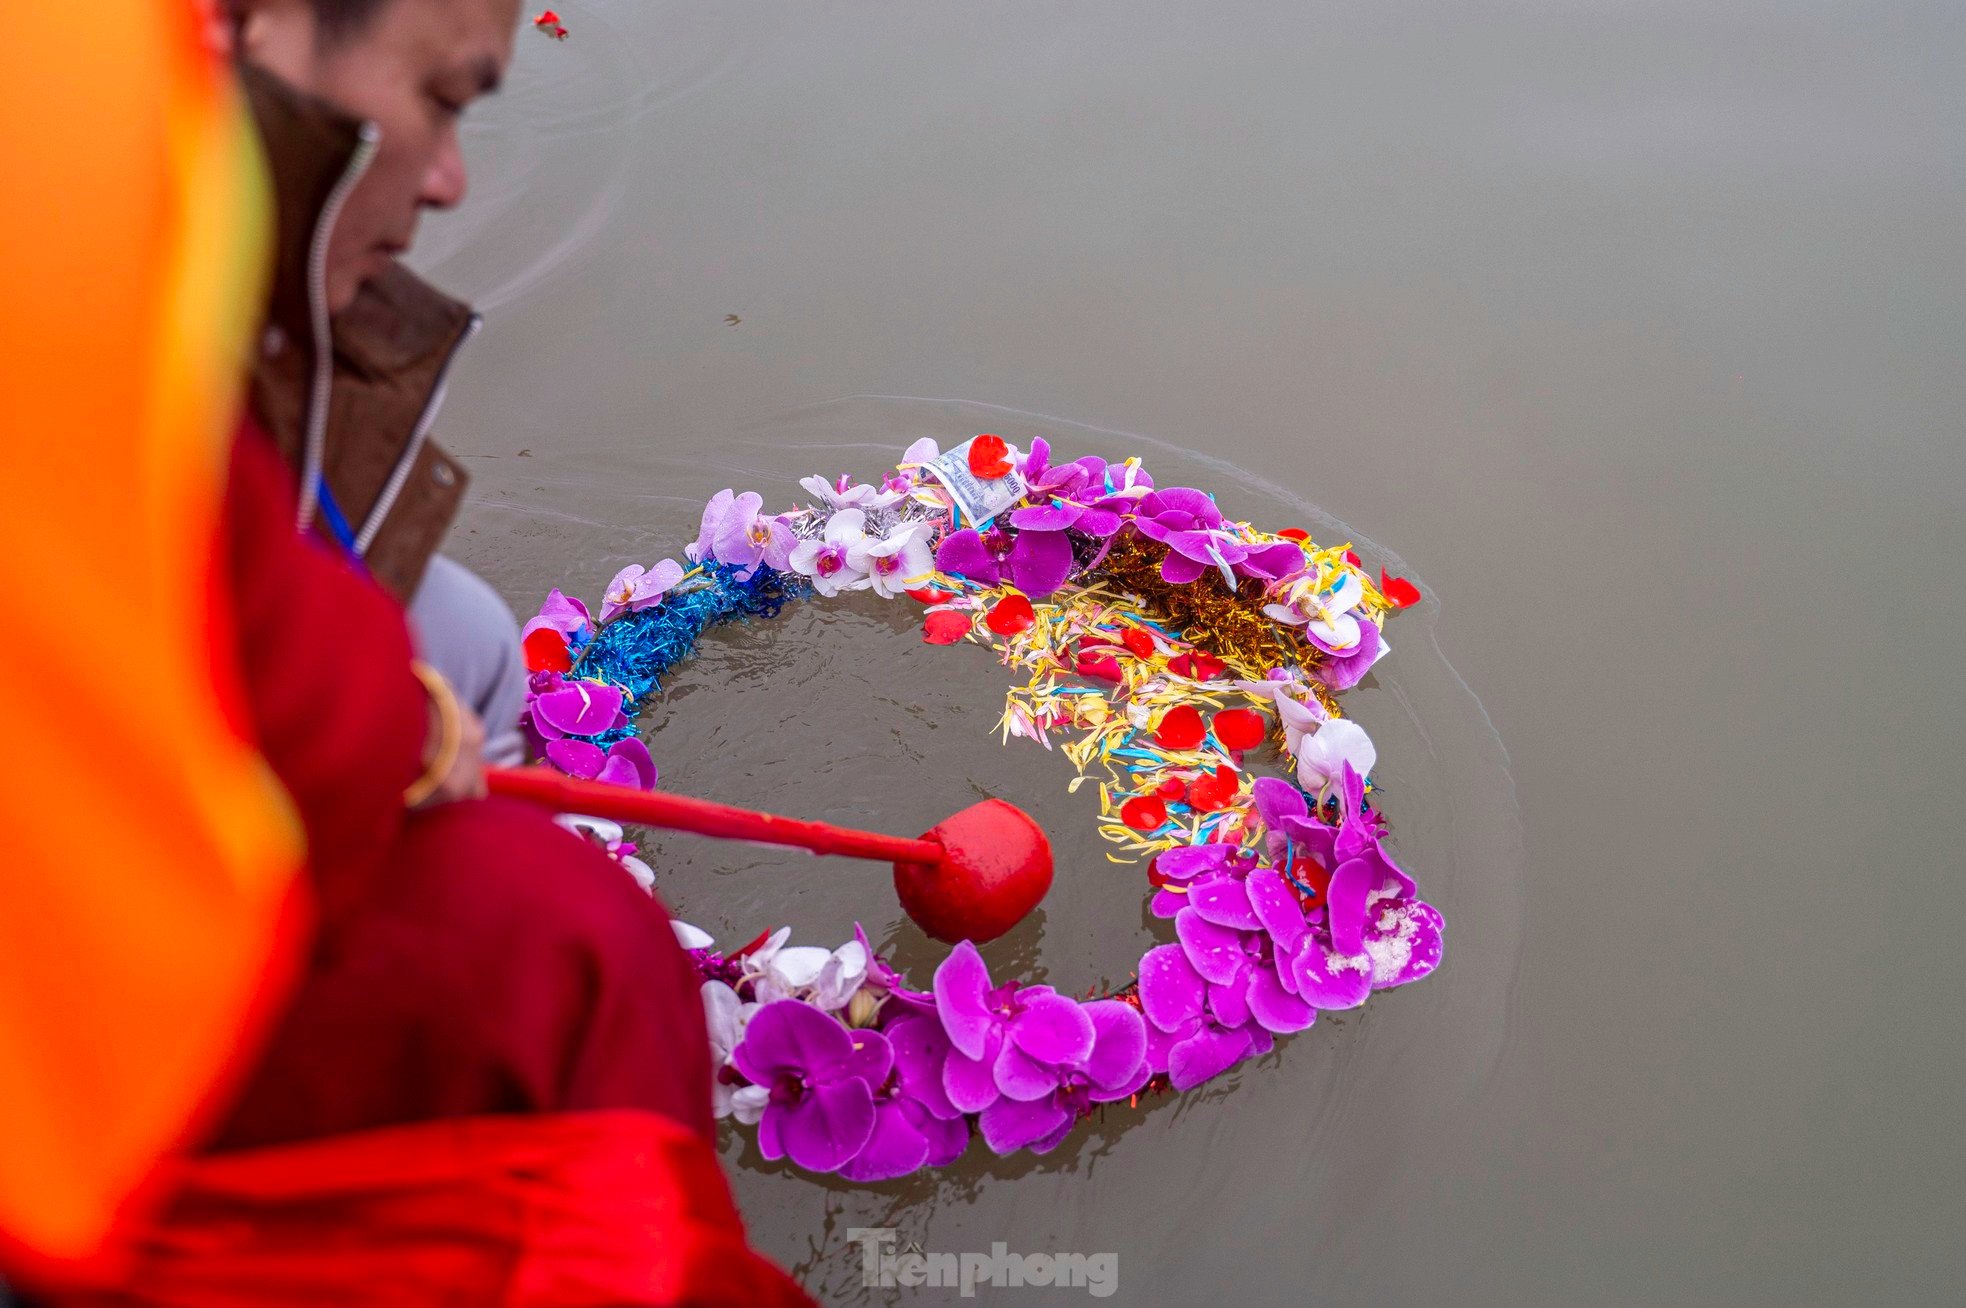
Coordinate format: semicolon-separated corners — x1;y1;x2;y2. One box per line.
1155;778;1186;801
1146;856;1175;888
1289;855;1332;901
1155;705;1206;751
1186;765;1239;812
905;586;948;604
1075;651;1123;682
1121;628;1156;659
984;592;1036;635
1211;707;1266;752
967;433;1012;479
731;927;775;958
522;626;572;673
1120;796;1168;831
1380;569;1421;608
1344;550;1362;567
1278;528;1311;542
1169;651;1226;681
534;9;560;24
922;609;974;644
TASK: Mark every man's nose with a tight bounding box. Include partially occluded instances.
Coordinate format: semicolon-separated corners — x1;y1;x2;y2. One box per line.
420;128;468;210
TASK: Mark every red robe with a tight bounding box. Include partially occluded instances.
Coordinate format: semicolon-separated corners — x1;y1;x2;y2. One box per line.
31;426;809;1304
50;1113;810;1307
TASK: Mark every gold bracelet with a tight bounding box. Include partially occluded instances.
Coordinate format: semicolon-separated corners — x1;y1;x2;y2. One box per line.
403;661;462;808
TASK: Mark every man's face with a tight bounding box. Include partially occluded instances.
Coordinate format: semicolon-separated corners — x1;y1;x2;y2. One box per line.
241;0;520;313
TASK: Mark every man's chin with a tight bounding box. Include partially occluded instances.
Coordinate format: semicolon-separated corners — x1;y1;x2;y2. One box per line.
325;253;397;316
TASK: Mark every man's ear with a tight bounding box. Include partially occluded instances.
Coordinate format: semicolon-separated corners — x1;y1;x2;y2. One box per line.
229;0;321;84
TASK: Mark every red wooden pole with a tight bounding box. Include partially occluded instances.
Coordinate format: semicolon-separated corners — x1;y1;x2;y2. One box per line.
486;767;944;866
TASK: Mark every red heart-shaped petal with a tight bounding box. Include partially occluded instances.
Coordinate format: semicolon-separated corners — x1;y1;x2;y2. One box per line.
1155;705;1206;751
1155;778;1186;801
967;434;1012;479
1120;795;1168;831
522;627;573;673
1186;765;1239;812
1380;569;1421;608
1075;651;1123;682
1121;628;1157;659
923;609;974;644
985;592;1036;635
1211;707;1267;752
1169;652;1226;681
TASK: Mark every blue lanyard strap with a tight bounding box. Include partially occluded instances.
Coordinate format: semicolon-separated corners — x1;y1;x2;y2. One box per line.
314;473;364;563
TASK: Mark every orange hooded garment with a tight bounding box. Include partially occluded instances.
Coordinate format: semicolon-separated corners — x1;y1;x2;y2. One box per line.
0;0;303;1272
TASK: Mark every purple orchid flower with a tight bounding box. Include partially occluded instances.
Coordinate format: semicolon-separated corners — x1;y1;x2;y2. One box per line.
519;588;592;649
731;999;893;1173
979;1000;1148;1155
1148;842;1259;919
852;923;937;1018
1017;438;1076;494
689;489;799;578
1132;488;1303;587
526;678;628;742
1131;487;1248;586
1309;617;1382;690
934;524;1077;597
543;735;658;790
1170;896;1318;1036
839;1012;970;1180
1028;445;1156;503
599;559;685;624
1251;765;1415;959
1238;539;1314;581
1137;944;1271;1091
932;940;1097;1115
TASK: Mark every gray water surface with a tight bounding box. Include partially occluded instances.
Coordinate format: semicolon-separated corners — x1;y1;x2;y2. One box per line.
414;3;1966;1302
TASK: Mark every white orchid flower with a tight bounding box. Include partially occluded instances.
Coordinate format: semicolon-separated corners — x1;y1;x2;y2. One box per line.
799;473;906;512
671;920;715;950
730;1084;770;1125
558;814;658;893
1274;693;1329;756
618;854;656;893
848;521;936;598
753;944;835;1003
808;940;869;1012
788;508;874;597
702;980;760;1119
1293;717;1378;798
554;814;623;845
1263;567;1367;651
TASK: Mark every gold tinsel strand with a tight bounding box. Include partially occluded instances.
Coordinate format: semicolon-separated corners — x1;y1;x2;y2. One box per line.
1097;535;1342;718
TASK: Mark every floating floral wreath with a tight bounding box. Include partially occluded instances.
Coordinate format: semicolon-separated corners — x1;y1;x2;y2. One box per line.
518;435;1443;1181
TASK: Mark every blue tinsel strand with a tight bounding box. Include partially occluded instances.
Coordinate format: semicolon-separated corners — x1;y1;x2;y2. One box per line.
571;563;808;731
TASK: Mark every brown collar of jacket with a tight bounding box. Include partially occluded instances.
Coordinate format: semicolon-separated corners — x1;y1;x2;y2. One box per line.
242;62;479;601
